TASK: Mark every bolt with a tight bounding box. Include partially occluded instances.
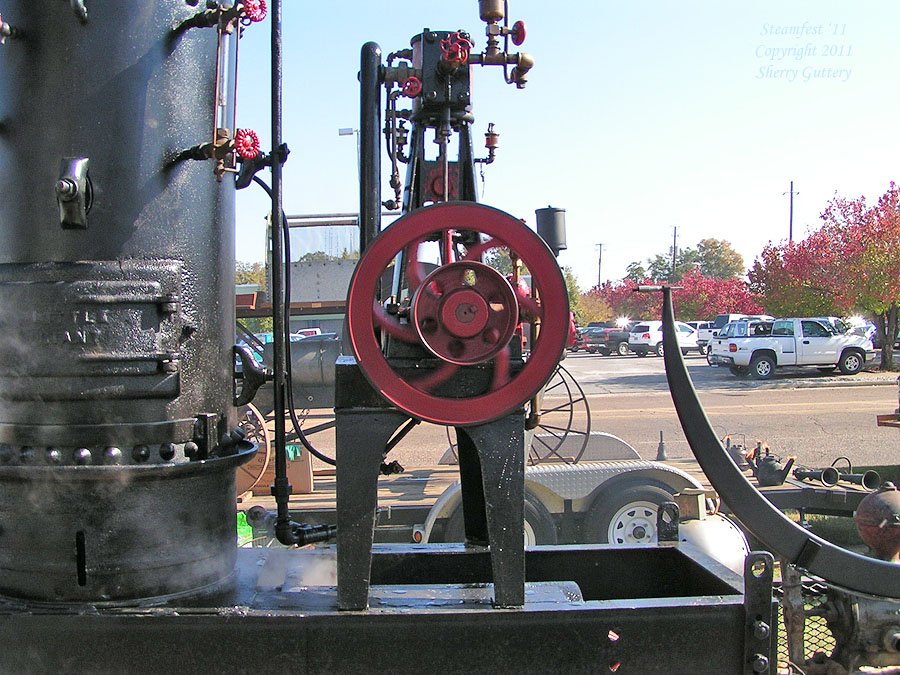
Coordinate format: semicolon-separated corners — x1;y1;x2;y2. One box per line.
751;654;769;673
425;91;437;102
56;178;79;201
184;441;199;459
752;620;771;640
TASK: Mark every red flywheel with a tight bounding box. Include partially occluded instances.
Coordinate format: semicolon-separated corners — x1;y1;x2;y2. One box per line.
346;202;569;426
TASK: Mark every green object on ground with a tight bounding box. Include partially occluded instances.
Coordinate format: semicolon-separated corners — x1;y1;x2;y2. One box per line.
237;510;253;547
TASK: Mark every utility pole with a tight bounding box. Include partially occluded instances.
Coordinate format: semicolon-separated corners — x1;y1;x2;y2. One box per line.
783;181;799;242
595;243;603;288
671;226;677;281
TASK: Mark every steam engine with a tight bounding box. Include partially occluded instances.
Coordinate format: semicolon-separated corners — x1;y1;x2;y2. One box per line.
0;2;898;674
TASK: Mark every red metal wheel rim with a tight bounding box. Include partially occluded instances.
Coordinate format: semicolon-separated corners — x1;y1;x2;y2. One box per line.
346;202;569;426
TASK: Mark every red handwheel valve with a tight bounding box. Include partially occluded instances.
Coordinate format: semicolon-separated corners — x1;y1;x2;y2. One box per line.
510;20;527;46
440;32;473;69
234;128;261;160
402;76;422;98
242;0;267;23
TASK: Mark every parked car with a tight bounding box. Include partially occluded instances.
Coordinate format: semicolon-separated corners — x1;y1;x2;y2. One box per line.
628;321;699;357
706;319;774;369
686;321;716;354
708;317;875;379
570;327;603;352
583;322;635;356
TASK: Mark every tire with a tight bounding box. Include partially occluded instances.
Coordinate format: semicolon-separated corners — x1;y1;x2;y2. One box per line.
616;341;629;356
838;350;863;375
749;354;775;380
654;342;664;357
634;349;647;357
586;348;596;354
583;483;675;544
729;365;749;377
706;349;716;366
442;491;558;546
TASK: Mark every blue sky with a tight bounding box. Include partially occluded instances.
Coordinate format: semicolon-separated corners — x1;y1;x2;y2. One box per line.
234;1;900;291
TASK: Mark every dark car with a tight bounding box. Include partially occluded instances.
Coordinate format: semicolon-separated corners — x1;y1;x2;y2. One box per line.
583;322;635;356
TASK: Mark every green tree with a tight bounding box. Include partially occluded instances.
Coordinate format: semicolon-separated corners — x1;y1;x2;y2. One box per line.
696;238;745;280
562;266;585;325
236;261;267;287
624;261;647;283
639;239;744;283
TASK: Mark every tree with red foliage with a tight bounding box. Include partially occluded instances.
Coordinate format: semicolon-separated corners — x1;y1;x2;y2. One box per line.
822;183;900;369
750;183;900;369
587;271;763;322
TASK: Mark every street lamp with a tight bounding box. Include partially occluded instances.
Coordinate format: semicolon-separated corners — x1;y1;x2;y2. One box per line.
338;127;360;178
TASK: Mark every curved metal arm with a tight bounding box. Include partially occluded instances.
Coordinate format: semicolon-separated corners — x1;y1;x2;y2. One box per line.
660;286;900;598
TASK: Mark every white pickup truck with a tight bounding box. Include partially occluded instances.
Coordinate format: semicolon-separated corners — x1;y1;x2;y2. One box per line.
708;317;876;379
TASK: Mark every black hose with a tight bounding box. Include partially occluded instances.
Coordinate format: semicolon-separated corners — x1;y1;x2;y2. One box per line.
247;174;336;468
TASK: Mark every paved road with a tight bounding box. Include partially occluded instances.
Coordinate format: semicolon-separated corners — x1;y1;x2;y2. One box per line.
558;350;899;469
299;349;900;473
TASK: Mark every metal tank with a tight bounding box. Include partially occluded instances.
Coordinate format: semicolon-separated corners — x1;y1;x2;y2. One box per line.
0;1;252;603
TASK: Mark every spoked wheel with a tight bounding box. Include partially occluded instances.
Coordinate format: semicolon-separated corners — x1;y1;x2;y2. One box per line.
527;364;591;465
346;203;569;426
236;403;271;497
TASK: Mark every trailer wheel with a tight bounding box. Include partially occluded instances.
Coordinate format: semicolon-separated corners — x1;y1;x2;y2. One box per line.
584;483;674;544
443;491;558;546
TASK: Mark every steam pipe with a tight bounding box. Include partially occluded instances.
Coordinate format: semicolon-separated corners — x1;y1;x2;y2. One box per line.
266;0;298;547
359;42;382;253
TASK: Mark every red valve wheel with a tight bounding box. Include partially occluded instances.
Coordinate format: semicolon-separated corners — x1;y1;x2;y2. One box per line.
402;76;423;98
510;20;527;46
234;128;261;160
440;32;473;68
242;0;267;22
346;202;569;426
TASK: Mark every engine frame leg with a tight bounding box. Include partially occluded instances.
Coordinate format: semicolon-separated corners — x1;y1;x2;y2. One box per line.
336;406;410;611
456;411;526;608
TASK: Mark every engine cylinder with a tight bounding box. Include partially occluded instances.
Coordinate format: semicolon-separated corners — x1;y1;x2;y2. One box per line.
0;1;250;603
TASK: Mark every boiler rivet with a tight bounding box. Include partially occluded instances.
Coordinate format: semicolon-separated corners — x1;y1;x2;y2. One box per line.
132;445;150;462
46;448;63;465
103;447;123;465
184;441;199;459
74;448;93;465
19;446;35;464
159;443;176;461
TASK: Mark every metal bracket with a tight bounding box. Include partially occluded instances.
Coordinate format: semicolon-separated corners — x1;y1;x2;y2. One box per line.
192;413;217;459
57;157;92;229
656;501;680;543
743;551;776;674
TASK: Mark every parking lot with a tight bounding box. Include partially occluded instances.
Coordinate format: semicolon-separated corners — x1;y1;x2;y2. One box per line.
558;349;899;469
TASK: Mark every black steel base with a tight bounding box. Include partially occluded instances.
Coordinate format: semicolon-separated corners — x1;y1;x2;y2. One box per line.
0;545;775;674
